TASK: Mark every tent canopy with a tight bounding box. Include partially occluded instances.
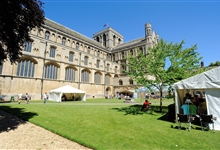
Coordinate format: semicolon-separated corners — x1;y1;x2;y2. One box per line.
136;87;150;93
49;85;86;102
173;67;220;130
173;67;220;89
119;90;133;96
136;84;170;93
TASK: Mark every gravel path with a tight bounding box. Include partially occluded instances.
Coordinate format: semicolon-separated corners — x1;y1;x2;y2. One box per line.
0;109;92;150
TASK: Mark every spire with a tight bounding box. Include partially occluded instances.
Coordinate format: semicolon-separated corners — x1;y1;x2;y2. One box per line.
145;23;152;38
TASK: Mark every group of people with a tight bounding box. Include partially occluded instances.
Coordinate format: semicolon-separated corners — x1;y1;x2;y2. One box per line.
182;93;207;115
18;92;48;104
18;93;30;104
61;94;80;101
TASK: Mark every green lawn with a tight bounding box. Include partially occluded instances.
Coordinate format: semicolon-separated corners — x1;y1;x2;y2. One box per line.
0;98;219;150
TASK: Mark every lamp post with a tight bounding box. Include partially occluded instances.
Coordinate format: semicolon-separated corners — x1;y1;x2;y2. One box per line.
41;41;47;99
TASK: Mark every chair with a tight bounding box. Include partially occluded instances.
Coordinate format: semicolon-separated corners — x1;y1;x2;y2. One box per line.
177;114;191;131
200;114;215;132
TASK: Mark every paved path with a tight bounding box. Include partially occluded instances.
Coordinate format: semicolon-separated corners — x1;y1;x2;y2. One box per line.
0;109;92;150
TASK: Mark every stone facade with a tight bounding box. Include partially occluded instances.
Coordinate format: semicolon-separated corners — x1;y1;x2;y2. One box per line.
0;18;158;100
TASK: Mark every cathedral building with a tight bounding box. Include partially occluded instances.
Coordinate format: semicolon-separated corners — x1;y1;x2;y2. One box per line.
0;18;159;100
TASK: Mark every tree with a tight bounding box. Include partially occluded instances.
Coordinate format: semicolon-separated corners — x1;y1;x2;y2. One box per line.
125;39;204;112
209;61;220;67
0;0;45;65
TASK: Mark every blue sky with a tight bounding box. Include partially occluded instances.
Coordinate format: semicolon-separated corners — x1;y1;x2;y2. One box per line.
43;0;220;66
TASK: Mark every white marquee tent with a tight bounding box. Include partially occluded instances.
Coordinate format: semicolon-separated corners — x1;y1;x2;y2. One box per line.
48;85;86;102
173;67;220;130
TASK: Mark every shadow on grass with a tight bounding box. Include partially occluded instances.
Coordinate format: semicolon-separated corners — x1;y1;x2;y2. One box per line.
112;104;177;124
156;104;176;123
0;106;38;133
0;101;12;104
111;104;156;115
170;124;203;132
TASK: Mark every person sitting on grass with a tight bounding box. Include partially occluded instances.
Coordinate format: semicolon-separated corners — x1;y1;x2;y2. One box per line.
141;99;151;111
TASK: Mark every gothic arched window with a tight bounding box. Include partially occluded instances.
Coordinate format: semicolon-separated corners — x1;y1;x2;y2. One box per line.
81;69;90;82
94;72;101;84
44;63;58;79
65;67;75;81
16;59;35;77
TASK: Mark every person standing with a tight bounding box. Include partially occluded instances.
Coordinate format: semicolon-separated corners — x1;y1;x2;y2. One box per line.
193;95;200;107
43;92;48;104
25;93;29;104
183;93;192;104
18;93;22;104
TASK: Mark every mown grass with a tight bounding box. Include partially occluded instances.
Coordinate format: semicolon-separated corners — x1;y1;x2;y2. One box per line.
0;98;219;150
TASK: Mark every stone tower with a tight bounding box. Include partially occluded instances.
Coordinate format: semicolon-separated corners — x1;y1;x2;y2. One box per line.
145;23;152;43
93;27;123;52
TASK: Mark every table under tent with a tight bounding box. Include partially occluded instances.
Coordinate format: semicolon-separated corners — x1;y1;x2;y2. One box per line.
173;67;220;130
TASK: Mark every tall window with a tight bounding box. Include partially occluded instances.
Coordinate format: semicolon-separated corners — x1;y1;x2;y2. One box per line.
118;38;121;44
0;63;3;74
105;74;110;85
112;54;115;61
129;79;133;85
130;50;133;55
97;51;100;57
84;56;88;65
122;52;125;59
121;60;126;73
96;37;99;42
107;64;110;71
44;64;58;79
103;34;106;47
45;31;50;40
81;70;89;82
24;41;32;52
96;60;100;68
87;47;90;54
65;67;75;81
62;37;66;45
122;64;126;73
119;80;123;85
16;59;35;77
76;43;79;50
69;52;74;62
113;35;116;46
94;72;101;84
139;47;143;54
50;47;56;58
115;66;117;73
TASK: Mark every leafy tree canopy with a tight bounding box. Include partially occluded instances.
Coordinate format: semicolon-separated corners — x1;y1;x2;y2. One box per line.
209;61;220;67
0;0;45;65
125;39;204;112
